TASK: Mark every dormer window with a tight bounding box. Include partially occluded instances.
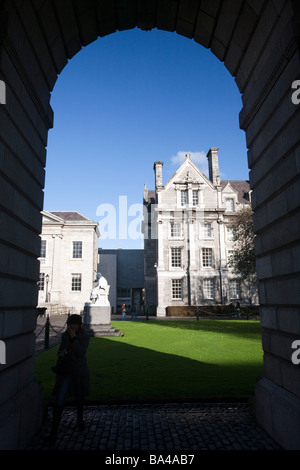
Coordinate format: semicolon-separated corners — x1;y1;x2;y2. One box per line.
226;198;234;211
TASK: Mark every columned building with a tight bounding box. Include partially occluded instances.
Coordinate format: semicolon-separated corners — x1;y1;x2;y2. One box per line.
143;149;258;317
38;211;100;314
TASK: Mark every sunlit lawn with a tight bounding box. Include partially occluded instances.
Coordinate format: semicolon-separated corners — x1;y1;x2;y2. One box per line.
34;320;263;404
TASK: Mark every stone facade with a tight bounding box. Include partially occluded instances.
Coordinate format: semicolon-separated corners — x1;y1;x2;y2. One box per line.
38;211;99;314
143;150;258;316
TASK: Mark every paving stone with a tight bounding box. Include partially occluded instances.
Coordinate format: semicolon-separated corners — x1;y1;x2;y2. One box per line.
27;402;282;451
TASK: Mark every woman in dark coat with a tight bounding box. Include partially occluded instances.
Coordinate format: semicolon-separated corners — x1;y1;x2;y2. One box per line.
48;314;90;443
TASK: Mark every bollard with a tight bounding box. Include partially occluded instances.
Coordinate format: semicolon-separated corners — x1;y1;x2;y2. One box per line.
44;315;50;350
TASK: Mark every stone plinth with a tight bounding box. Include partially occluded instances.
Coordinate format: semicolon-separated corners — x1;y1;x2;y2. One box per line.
83;303;120;337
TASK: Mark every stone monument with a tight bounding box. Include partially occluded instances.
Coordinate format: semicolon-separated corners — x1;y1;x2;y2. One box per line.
84;273;120;336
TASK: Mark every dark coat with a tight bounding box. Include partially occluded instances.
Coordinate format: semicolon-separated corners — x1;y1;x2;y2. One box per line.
53;328;90;401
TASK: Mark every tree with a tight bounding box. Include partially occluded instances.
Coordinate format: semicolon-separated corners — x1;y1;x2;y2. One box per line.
228;206;257;283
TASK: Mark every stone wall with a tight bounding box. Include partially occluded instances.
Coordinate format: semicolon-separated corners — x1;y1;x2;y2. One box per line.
0;0;299;449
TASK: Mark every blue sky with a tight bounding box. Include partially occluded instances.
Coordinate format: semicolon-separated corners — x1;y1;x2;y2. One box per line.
44;28;249;249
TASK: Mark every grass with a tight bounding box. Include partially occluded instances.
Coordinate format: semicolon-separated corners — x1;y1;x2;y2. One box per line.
34;320;263;404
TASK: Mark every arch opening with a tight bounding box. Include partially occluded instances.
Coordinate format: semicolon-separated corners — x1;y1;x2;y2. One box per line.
0;0;299;450
44;28;249;250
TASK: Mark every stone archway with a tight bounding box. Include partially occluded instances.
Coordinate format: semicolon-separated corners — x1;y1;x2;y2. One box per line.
0;0;299;450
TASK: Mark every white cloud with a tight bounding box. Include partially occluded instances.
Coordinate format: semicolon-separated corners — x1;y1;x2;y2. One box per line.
170;150;208;173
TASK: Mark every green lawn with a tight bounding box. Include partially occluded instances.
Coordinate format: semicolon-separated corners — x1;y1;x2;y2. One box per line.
34;320;263;404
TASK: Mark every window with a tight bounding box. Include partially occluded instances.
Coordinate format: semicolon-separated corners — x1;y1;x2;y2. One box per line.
203;279;214;299
202;223;213;238
229;280;240;299
181;190;188;206
40;240;47;258
202;248;213;267
192;190;198;206
39;273;45;291
171;247;182;267
72;241;82;259
226;198;234;211
71;274;82;291
226;226;234;240
227;249;236;264
170;222;181;238
172;279;182;299
117;287;131;298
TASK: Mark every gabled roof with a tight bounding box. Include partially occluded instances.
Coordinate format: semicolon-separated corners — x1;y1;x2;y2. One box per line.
147;154;251;205
220;180;250;204
164;154;214;190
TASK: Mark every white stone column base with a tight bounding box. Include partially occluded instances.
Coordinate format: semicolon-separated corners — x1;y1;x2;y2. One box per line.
156;306;166;317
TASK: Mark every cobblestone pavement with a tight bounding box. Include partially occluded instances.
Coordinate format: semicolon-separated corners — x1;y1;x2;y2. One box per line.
27;402;282;451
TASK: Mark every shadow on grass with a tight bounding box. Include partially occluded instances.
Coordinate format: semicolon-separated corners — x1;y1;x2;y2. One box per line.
36;336;262;405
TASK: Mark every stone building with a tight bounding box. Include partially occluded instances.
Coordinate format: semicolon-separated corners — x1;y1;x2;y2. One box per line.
38;211;99;314
143;149;258;316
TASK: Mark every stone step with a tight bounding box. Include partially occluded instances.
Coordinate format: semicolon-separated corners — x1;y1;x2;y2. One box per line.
84;324;121;337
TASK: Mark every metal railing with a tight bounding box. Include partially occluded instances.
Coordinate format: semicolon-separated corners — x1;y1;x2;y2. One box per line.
35;310;72;353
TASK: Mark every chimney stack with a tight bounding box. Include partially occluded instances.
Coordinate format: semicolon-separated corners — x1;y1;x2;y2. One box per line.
207;148;220;185
153;161;163;191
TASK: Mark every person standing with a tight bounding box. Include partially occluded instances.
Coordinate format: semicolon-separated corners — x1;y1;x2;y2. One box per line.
47;314;90;444
130;303;137;321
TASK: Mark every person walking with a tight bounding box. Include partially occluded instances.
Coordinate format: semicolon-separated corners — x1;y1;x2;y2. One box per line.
229;302;235;318
121;303;126;320
236;300;241;319
130;303;137;321
47;314;90;444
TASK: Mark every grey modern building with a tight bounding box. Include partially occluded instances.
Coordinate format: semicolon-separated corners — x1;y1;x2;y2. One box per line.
98;249;144;314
